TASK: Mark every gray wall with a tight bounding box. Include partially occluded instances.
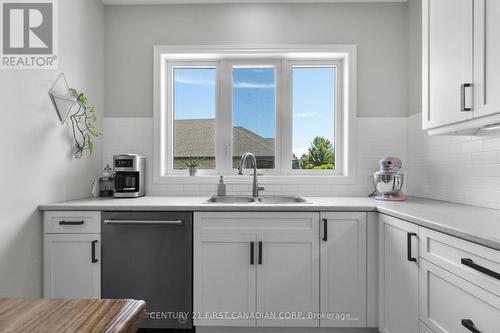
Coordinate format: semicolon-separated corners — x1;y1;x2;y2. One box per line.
105;2;415;118
407;0;422;116
0;0;104;297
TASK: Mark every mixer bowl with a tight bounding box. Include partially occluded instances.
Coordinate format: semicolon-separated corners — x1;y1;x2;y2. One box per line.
373;172;404;195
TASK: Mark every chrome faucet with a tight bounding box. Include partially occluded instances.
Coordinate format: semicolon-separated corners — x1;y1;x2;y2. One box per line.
238;152;264;199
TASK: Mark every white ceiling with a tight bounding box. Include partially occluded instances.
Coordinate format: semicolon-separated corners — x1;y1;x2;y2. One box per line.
103;0;407;5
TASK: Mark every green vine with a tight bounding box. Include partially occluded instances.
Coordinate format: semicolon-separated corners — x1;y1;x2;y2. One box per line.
69;88;100;158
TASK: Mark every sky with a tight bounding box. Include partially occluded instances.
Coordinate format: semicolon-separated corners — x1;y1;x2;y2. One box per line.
173;66;335;158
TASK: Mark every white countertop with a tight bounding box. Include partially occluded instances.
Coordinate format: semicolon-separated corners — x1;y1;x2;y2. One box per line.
38;196;500;251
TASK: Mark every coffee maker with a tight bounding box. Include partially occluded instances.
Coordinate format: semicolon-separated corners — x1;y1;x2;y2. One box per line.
113;154;145;198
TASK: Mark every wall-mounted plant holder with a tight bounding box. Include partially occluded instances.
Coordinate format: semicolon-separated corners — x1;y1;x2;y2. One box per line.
49;73;77;124
48;72;101;158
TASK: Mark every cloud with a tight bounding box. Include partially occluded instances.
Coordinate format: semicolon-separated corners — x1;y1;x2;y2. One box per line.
174;77;275;90
233;82;275;89
293;147;309;158
174;76;215;86
294;112;319;118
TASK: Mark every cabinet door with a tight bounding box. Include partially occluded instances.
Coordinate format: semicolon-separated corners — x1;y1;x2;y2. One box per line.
423;0;474;129
194;233;257;327
320;212;367;328
256;232;319;327
379;214;419;333
474;0;500;118
43;234;100;298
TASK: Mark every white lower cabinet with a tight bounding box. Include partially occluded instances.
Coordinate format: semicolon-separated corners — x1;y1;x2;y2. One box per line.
379;214;420;333
195;211;376;328
43;233;101;298
43;211;101;299
420;259;500;333
256;232;319;327
194;212;319;327
194;233;257;326
320;212;367;328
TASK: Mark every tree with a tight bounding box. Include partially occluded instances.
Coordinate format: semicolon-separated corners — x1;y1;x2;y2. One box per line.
298;136;335;169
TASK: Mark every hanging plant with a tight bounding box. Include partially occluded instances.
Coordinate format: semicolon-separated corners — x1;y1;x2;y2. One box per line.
68;88;100;158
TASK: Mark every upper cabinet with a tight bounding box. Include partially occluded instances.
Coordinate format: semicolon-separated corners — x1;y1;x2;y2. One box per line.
423;0;474;130
423;0;500;135
473;0;500;119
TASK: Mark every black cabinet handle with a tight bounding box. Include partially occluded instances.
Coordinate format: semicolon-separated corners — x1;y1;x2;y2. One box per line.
91;240;98;263
461;258;500;280
250;241;255;265
407;232;417;262
462;319;482;333
460;83;472;112
258;241;263;265
322;219;328;242
59;221;84;225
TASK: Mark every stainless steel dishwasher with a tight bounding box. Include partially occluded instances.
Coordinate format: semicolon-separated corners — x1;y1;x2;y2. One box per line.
102;211;192;329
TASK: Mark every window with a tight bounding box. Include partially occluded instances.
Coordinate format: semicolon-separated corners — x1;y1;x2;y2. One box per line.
154;46;356;182
292;66;337;170
232;66;276;169
172;67;216;169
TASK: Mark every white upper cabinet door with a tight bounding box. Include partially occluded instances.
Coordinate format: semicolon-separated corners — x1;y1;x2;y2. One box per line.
474;0;500;119
378;214;419;333
43;234;100;299
423;0;474;129
319;212;367;328
193;233;257;327
256;232;320;327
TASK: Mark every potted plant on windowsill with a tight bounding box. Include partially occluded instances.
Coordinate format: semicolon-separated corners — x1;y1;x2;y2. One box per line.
184;157;203;176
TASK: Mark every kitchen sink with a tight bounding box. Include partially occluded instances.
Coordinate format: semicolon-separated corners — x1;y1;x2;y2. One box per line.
256;196;308;204
205;195;308;204
205;195;256;204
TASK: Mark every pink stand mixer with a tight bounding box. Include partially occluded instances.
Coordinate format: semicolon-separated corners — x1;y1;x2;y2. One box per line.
371;157;407;201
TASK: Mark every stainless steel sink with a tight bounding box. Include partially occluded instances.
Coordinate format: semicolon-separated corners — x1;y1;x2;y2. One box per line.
205;195;308;204
257;196;308;204
205;195;256;204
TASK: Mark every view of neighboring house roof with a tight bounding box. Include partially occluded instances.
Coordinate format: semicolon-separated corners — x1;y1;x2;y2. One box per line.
174;119;274;157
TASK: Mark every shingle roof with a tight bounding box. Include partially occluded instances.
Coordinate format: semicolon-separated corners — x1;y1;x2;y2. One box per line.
174;119;274;157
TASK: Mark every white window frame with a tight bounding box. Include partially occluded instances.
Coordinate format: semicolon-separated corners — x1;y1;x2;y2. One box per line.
283;60;343;175
226;59;282;176
153;45;357;185
166;61;221;176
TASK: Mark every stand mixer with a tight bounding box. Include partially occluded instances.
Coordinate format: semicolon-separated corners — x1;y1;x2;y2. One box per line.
371;156;407;201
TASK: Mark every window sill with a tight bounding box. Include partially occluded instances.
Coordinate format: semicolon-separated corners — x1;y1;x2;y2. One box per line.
153;174;357;185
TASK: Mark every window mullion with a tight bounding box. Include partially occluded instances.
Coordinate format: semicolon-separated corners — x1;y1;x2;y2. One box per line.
215;60;233;174
281;59;293;175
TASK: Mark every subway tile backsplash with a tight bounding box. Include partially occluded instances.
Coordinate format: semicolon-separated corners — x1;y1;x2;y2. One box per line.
103;117;407;198
103;115;500;209
406;113;500;209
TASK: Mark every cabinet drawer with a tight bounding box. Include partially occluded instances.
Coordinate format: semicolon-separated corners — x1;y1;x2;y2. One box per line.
420;259;500;333
419;227;500;296
194;212;319;234
43;211;101;234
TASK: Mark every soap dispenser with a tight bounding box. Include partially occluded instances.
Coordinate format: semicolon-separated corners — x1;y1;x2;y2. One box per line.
217;176;226;196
